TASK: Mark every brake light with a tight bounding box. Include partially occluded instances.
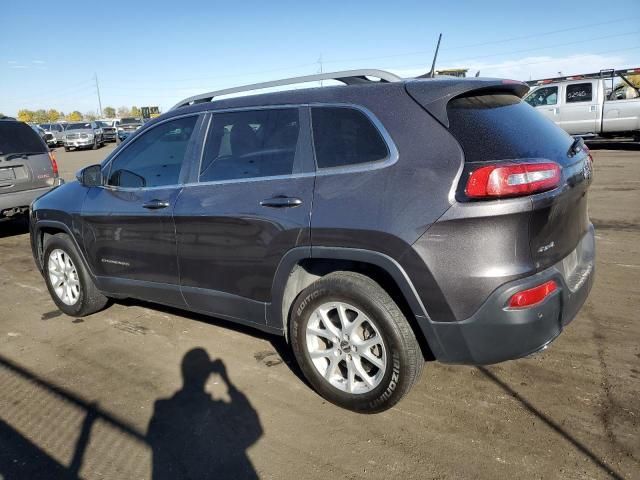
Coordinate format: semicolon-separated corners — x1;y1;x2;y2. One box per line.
48;151;59;177
465;162;561;199
508;280;557;309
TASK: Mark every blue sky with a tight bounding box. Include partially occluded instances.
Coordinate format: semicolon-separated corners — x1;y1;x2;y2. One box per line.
2;0;639;116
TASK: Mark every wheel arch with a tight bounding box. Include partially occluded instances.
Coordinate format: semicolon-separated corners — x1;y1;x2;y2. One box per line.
32;220;93;278
269;247;436;360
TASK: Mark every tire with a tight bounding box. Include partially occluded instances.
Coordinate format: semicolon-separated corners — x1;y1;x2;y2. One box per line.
290;271;423;413
91;138;98;150
64;147;70;152
42;233;108;317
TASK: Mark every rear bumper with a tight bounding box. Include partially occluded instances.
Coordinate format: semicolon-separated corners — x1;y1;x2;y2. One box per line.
419;225;595;364
0;181;63;216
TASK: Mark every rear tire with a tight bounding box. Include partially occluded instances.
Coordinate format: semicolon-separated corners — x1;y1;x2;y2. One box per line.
64;147;70;152
43;233;108;317
290;271;423;413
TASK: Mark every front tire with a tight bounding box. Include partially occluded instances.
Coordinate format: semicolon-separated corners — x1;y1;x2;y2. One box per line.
43;233;108;317
290;272;423;413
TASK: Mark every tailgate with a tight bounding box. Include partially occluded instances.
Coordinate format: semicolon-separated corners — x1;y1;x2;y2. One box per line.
0;121;53;194
0;153;53;194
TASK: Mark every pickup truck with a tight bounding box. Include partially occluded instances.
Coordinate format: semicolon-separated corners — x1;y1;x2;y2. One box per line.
525;68;640;140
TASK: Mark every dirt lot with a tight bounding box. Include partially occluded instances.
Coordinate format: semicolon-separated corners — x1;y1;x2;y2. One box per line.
0;143;638;479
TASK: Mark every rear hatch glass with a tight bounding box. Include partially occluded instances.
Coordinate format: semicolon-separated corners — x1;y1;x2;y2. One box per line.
443;92;591;270
0;121;52;193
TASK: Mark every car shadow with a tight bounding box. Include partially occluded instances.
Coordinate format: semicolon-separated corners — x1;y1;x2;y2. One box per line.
0;350;263;480
477;367;626;480
0;216;29;238
114;298;311;387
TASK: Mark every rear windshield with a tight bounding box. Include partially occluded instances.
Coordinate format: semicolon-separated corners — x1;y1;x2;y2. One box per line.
447;93;573;163
0;121;47;155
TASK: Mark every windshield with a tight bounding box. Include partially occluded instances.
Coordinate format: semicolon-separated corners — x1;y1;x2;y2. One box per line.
39;123;52;130
0;122;48;155
67;123;92;130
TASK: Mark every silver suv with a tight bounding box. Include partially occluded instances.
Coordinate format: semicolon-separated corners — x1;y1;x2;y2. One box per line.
63;121;105;151
0;117;63;221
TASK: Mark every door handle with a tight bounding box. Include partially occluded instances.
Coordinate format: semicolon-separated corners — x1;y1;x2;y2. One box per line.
260;196;303;208
142;199;170;210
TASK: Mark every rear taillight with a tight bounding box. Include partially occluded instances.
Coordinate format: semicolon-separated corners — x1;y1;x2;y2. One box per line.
508;280;557;309
48;151;59;177
465;162;561;199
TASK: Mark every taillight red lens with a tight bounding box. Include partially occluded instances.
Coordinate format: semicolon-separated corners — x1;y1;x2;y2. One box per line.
48;151;59;176
465;162;561;199
508;280;557;309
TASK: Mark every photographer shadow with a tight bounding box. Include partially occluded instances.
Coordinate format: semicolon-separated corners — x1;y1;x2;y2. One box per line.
147;349;263;480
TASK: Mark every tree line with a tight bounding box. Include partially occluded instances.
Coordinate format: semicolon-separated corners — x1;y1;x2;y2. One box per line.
14;106;142;123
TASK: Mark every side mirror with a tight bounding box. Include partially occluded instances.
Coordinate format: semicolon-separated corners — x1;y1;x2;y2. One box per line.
77;164;103;187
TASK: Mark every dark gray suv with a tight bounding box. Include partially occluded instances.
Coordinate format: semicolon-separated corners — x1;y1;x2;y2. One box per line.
29;70;595;412
1;116;63;221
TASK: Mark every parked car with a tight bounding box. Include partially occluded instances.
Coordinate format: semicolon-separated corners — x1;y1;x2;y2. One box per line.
525;67;640;140
29;69;595;412
29;124;48;143
63;122;104;151
96;120;118;142
0;116;63;221
117;117;143;142
38;123;65;146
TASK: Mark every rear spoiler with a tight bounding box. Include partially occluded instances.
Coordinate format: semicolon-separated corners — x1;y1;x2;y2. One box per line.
405;78;529;128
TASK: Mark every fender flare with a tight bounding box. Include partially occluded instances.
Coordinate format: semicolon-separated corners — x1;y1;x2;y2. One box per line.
267;246;430;332
32;220;95;279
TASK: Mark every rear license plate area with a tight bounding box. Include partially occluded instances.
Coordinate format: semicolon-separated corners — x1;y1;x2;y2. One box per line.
0;168;15;183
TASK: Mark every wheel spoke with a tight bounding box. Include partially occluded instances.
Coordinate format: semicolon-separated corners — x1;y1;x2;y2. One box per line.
317;308;341;338
309;349;332;360
360;349;385;370
347;360;356;393
345;313;366;337
324;358;339;380
307;326;334;342
352;356;375;386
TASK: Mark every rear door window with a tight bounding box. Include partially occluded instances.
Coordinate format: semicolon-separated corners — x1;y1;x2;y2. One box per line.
107;115;198;188
566;83;593;103
311;107;389;169
199;108;300;182
0;121;47;156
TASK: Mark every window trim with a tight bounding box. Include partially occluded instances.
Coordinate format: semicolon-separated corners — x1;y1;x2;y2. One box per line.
309;103;399;176
101;112;203;191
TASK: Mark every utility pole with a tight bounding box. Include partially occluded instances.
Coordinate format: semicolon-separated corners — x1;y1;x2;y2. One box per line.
94;73;103;118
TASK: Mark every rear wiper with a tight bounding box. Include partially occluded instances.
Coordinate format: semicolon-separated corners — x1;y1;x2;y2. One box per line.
0;152;45;162
567;137;585;158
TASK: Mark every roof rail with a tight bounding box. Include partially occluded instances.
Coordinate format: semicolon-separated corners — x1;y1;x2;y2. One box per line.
170;69;402;110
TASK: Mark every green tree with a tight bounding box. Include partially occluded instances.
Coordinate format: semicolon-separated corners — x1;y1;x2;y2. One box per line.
103;106;116;118
32;109;48;123
67;111;83;121
130;106;141;118
47;109;60;122
117;106;131;118
17;109;34;122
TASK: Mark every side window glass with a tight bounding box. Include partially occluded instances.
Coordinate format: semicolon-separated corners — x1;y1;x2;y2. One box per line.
524;86;558;107
311;107;389;169
199;108;299;182
108;115;197;188
566;83;593;103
